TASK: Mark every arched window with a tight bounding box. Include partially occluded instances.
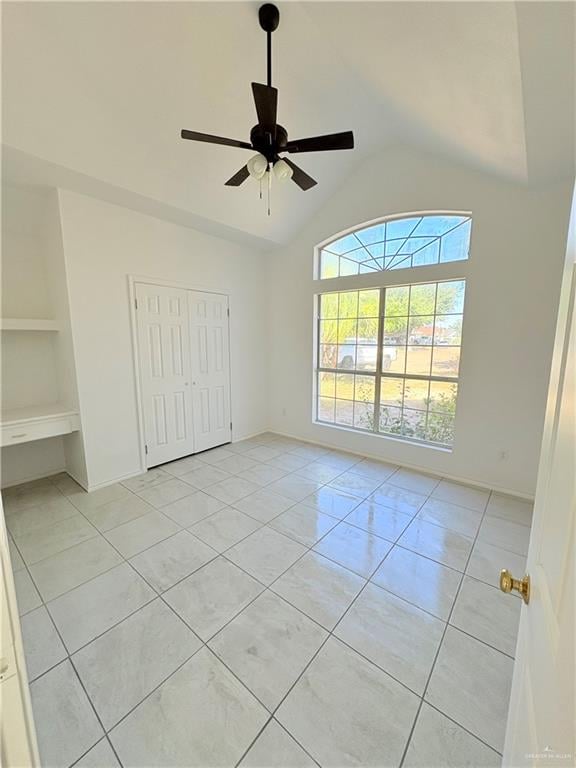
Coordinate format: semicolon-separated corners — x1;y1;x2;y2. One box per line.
315;213;472;448
318;214;471;279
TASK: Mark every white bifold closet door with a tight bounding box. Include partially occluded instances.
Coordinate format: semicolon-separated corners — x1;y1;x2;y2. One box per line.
188;290;232;453
135;283;231;468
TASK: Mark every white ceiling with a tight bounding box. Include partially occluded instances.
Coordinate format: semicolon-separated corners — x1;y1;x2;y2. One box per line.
2;2;574;248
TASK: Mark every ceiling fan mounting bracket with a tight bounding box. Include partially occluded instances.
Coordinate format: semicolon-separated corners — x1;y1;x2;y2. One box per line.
258;4;280;33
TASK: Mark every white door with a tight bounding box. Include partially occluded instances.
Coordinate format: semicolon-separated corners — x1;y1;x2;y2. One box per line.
135;283;195;467
503;188;575;766
188;290;232;453
1;500;40;767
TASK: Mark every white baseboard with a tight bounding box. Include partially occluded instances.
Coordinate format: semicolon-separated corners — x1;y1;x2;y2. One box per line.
72;430;269;493
269;429;535;502
80;468;146;493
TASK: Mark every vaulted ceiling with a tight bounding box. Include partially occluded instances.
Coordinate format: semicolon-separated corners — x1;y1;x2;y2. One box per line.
2;2;574;248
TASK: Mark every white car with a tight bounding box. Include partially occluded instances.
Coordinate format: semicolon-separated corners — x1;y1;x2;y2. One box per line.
339;338;397;370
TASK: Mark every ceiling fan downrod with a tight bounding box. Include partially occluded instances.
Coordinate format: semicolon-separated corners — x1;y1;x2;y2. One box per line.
258;3;280;88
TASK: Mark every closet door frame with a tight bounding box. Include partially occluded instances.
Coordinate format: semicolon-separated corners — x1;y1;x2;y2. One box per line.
128;275;233;474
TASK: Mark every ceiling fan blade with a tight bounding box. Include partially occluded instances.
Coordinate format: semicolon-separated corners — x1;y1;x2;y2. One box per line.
285;131;354;154
225;165;250;186
180;130;252;150
252;82;278;128
283;158;317;191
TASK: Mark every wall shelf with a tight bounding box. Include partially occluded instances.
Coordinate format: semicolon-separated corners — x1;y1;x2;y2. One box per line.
0;318;59;332
1;404;80;447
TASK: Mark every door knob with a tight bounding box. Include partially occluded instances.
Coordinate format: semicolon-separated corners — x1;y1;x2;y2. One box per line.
500;569;530;604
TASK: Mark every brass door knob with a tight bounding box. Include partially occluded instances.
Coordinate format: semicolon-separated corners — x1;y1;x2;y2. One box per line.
500;569;530;604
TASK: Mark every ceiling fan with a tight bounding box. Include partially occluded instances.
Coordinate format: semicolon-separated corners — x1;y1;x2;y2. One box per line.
180;3;354;198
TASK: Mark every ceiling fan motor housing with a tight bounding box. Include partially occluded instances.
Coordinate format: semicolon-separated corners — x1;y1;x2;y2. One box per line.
250;124;287;162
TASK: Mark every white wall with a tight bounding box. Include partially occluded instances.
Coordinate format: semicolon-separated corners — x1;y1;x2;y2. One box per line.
42;189;88;487
1;185;67;486
57;189;269;490
267;147;572;497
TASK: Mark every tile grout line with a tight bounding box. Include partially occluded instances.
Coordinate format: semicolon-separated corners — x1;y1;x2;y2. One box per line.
234;532;403;767
397;488;497;766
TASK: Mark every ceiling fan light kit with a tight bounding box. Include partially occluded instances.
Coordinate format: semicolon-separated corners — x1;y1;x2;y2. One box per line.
180;3;355;214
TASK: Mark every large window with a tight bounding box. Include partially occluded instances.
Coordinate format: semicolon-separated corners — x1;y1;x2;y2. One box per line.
316;280;465;446
315;213;472;448
318;214;471;279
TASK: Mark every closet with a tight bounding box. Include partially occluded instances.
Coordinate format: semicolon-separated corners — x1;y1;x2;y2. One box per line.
134;282;232;467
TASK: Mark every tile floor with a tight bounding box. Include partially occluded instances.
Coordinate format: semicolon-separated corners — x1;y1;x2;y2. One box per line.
5;433;533;767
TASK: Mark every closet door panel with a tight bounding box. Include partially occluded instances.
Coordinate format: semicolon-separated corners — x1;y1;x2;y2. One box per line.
188;291;231;452
136;284;195;467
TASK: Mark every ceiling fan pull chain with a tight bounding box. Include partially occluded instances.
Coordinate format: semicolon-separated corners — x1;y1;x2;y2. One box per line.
267;163;272;216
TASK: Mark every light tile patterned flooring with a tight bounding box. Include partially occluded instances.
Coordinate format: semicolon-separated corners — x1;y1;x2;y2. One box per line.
5;433;534;767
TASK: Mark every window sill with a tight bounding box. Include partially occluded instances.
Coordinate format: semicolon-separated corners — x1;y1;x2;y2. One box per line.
312;420;453;454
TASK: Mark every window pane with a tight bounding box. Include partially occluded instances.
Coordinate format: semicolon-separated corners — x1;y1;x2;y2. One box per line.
317;275;465;448
383;316;407;345
434;315;462;346
431;347;460;377
326;234;359;255
358;289;380;317
336;345;356;369
318;397;335;422
440;220;471;263
320;252;339;279
437;280;465;314
354;401;374;430
386;217;421;240
355;375;375;403
357;318;379;343
319;319;337;344
339;258;359;277
426;412;455;445
412;240;440;267
379;405;403;434
356;224;385;246
335;399;354;426
338;291;359;318
409;283;437;315
429;381;458;413
408;316;434;345
318;372;336;398
320;344;337;368
335;373;355;400
337;319;357;343
319;216;470;279
386;346;406;374
356;346;378;371
402;409;427;440
406;345;432;376
403;379;430;410
381;377;404;406
385;286;409;316
320;294;338;319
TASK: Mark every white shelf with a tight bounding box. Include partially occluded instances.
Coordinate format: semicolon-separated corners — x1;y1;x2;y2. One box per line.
1;404;80;447
0;318;59;332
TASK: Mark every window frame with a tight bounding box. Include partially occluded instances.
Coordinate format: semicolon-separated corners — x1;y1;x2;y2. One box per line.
312;211;472;451
315;210;472;281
